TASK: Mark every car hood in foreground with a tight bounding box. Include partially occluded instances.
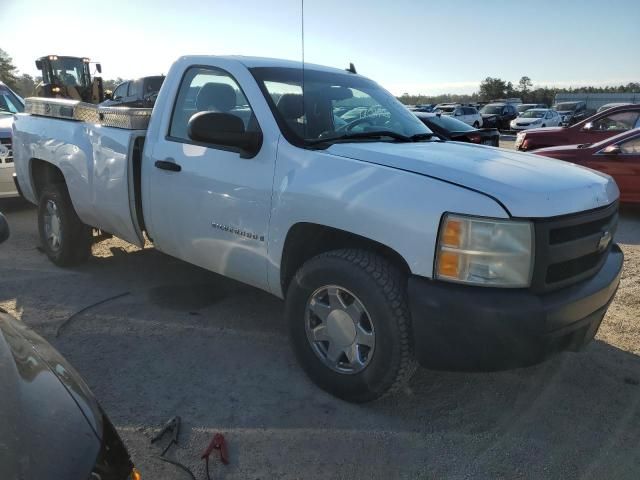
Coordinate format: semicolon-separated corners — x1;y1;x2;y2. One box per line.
0;311;101;479
327;141;618;217
518;126;564;135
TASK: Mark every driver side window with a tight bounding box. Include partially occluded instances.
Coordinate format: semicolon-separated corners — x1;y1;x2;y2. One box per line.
591;112;640;131
169;66;258;142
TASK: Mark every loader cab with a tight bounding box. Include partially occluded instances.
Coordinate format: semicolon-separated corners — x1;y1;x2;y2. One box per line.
35;55;104;103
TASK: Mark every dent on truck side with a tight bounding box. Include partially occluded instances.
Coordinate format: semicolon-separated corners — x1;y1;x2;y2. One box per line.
12;113;144;246
267;138;509;298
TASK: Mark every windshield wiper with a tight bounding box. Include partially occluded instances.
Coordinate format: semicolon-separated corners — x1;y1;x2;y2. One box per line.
307;130;435;147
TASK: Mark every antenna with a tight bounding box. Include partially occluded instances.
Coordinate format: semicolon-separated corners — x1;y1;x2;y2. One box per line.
346;63;357;74
301;0;306;138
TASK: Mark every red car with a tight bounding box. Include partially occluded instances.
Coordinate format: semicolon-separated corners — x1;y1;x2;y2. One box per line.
533;128;640;203
516;104;640;151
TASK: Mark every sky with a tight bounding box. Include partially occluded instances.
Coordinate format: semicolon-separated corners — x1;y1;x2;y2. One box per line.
3;0;639;95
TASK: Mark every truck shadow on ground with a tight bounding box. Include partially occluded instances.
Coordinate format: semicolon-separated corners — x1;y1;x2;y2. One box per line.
2;205;640;478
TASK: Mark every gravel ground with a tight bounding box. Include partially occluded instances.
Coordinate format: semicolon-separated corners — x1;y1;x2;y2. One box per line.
1;196;639;480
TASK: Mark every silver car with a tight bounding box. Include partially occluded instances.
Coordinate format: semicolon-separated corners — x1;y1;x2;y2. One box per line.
0;82;24;198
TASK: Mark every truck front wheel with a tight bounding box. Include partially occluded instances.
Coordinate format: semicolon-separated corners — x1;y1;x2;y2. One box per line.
37;184;92;266
286;249;417;402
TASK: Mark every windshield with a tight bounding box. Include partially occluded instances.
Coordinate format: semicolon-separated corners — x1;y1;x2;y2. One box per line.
0;88;24;115
44;57;90;88
425;114;474;132
480;105;503;115
553;102;579;111
250;67;432;146
438;106;456;113
517;104;535;113
521;110;545;118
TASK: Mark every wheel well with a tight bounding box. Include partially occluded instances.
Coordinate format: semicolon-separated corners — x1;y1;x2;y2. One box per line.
280;223;410;295
30;159;65;199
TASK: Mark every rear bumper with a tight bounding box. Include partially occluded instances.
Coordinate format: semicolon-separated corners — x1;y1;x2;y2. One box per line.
407;245;623;371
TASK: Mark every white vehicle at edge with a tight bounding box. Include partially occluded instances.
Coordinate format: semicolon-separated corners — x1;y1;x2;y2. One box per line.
0;82;24;198
436;104;483;128
510;108;562;131
12;55;623;402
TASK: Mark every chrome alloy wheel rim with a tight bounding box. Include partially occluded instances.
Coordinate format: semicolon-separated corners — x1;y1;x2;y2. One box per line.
43;199;62;251
305;285;375;374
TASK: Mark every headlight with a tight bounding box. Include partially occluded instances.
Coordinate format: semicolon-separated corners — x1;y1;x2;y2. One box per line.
435;214;533;287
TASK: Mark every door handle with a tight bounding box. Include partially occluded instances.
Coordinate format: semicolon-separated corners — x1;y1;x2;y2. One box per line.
155;159;181;172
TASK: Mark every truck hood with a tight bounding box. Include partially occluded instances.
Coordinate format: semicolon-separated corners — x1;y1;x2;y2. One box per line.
327;141;618;218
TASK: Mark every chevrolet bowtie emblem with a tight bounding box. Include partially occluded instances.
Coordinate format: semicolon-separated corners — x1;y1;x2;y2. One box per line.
597;230;612;252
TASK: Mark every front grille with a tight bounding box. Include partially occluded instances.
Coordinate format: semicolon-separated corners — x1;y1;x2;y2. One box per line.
531;202;618;292
0;137;12;165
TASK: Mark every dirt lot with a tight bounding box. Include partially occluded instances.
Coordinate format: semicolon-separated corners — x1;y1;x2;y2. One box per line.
1;196;639;479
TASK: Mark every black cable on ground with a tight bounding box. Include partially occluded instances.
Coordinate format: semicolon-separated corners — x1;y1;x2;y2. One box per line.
55;291;130;337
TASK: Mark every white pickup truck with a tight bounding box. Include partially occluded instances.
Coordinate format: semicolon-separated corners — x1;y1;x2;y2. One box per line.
13;56;623;402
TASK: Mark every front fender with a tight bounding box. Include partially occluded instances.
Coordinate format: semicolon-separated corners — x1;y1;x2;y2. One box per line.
267;138;508;297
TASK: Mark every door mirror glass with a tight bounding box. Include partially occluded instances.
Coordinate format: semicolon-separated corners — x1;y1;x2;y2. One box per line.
602;144;621;154
96;63;102;74
35;60;43;70
0;213;9;244
188;111;262;157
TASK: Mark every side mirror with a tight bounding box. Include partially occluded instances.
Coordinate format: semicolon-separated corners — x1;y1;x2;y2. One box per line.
0;213;9;244
96;63;102;74
188;111;262;158
602;144;621;155
582;122;593;131
35;60;43;70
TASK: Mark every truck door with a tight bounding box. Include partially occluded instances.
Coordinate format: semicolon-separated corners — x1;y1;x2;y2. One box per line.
144;66;275;291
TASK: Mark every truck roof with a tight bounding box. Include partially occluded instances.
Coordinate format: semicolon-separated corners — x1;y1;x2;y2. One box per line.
176;55;353;75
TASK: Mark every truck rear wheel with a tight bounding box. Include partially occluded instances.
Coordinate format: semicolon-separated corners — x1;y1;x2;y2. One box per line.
38;184;92;266
286;249;417;402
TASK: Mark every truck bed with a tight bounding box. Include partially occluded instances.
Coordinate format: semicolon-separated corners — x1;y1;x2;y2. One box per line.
14;99;148;247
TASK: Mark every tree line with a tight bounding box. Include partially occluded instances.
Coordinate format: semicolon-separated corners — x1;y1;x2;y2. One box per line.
399;75;640;107
2;47;638;104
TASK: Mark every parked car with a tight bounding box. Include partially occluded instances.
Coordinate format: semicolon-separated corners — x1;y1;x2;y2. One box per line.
516;104;640;151
414;112;499;146
479;102;518;129
597;102;633;113
410;104;434;112
14;55;623;402
101;75;165;108
436;105;483;128
509;108;562;131
516;103;547;115
0;82;24;198
533;128;640;204
0;213;139;479
552;100;590;125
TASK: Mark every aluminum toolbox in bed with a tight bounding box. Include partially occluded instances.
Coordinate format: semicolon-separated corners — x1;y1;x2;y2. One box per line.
24;97;152;130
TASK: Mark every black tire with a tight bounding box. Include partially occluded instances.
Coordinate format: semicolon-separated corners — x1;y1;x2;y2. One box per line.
473;121;480;128
37;183;92;266
286;249;417;402
541;124;546;128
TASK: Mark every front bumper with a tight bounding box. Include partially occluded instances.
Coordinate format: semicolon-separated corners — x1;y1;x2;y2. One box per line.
407;244;623;371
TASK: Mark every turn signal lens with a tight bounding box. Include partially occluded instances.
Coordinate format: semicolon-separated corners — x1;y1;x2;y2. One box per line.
437;251;460;277
130;468;141;480
435;214;533;287
441;218;463;248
